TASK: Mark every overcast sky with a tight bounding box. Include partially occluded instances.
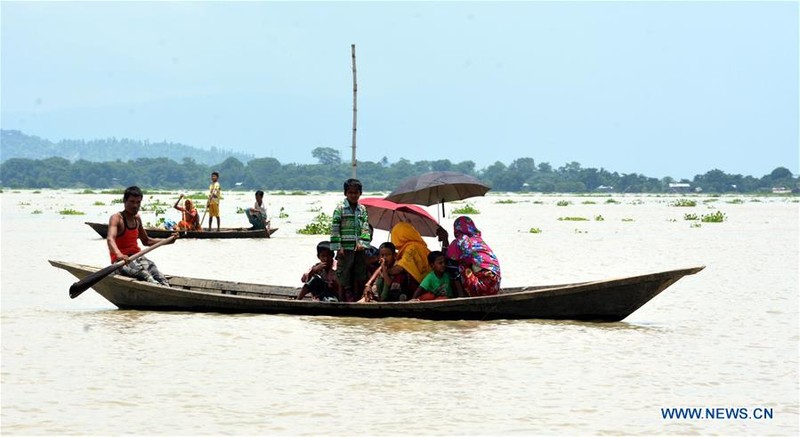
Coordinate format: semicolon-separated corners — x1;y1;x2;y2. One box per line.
1;1;797;180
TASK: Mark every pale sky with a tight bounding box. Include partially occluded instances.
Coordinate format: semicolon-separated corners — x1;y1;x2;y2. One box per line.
1;1;797;180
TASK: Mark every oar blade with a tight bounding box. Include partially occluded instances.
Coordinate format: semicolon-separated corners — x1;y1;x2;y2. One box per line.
69;263;122;299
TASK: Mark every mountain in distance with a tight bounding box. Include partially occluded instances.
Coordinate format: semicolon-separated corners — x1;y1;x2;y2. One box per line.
0;130;254;165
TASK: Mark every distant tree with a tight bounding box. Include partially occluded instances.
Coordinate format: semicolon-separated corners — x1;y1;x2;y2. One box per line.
312;147;342;165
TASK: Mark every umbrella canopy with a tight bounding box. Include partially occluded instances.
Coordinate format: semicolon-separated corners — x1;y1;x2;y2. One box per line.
385;171;491;210
360;197;440;237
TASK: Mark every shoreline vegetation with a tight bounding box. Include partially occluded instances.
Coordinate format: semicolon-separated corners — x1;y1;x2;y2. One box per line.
1;130;797;194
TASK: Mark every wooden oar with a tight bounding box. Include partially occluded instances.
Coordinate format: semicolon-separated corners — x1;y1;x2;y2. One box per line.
198;193;213;230
68;235;178;299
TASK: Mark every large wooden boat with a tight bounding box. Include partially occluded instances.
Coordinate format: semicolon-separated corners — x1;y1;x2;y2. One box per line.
49;260;704;322
85;222;277;239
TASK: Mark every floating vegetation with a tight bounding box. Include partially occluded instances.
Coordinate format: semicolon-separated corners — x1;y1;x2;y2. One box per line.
690;222;702;228
80;189;95;194
703;198;719;203
605;199;620;204
622;218;635;222
100;189;126;195
558;216;588;221
297;212;332;235
670;199;697;207
556;200;571;207
629;199;644;205
451;203;480;214
532;200;544;205
111;199;124;204
726;198;744;204
595;215;605;221
574;229;587;234
278;207;289;218
701;211;726;223
59;208;85;215
495;199;516;204
289;191;308;196
581;200;596;205
18;201;31;206
32;190;40;194
31;209;43;214
684;213;699;221
529;227;542;234
235;207;246;214
93;201;106;206
750;199;762;203
308;206;322;213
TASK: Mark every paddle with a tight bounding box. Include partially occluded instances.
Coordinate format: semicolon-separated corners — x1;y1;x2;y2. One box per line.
198;192;213;229
68;234;178;299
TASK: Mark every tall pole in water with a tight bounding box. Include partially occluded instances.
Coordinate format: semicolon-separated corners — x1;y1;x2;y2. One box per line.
351;44;358;179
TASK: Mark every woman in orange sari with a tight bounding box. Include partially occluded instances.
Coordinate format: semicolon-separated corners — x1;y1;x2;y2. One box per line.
174;194;201;231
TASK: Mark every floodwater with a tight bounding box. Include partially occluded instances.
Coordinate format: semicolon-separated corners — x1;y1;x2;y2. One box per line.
2;189;798;435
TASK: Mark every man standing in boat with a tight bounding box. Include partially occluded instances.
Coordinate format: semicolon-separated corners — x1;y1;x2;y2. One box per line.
107;186;175;286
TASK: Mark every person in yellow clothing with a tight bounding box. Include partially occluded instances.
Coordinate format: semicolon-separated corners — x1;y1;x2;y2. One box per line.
207;171;221;231
387;222;432;285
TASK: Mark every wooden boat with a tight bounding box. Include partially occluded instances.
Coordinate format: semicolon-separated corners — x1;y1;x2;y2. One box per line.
49;260;704;322
85;222;278;239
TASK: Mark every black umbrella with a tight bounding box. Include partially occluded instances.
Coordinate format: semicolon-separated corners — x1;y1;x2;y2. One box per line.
385;171;491;216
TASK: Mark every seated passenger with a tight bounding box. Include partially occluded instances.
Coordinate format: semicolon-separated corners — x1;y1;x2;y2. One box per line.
245;190;270;230
174;194;202;231
389;222;432;285
366;242;419;302
297;241;339;302
445;216;501;297
412;251;455;301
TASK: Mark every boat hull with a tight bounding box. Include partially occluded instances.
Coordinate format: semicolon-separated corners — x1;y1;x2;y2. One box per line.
50;261;704;322
85;222;277;239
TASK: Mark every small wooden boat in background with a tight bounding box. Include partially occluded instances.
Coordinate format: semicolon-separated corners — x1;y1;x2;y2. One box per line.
85;222;278;239
50;260;704;322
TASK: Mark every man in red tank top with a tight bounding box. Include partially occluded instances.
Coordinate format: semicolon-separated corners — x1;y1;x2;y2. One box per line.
108;186;175;286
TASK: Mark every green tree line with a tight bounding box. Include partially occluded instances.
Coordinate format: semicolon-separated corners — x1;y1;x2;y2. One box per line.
0;150;796;194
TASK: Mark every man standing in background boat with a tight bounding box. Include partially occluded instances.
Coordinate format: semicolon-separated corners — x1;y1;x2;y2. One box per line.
207;171;221;231
107;186;175;286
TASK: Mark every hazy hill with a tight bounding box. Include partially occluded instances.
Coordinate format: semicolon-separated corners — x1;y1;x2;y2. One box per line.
0;130;254;165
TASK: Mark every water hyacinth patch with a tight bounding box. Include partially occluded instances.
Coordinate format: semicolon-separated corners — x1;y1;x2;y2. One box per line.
451;203;480;214
297;212;332;235
670;199;697;207
701;211;726;223
59;208;85;215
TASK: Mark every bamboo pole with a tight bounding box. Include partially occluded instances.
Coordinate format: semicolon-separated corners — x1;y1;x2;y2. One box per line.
351;44;358;179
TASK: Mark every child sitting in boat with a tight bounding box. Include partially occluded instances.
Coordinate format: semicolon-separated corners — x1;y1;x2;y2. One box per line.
412;251;456;301
296;241;339;302
364;242;419;302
